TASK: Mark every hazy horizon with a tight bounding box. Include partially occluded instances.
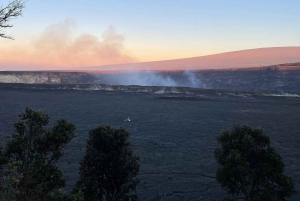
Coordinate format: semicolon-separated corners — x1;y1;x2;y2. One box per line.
0;1;299;71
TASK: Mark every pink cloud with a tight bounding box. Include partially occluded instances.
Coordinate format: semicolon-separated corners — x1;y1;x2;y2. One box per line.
0;19;138;70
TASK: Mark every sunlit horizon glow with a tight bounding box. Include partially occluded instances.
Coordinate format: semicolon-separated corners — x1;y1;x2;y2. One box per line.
0;0;299;70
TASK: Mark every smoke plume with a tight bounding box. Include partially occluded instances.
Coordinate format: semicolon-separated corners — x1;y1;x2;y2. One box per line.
95;71;207;88
0;19;138;70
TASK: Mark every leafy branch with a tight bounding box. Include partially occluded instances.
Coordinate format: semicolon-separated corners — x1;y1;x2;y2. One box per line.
0;0;26;39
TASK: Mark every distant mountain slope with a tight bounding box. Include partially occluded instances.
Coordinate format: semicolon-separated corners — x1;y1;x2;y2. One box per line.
78;47;300;72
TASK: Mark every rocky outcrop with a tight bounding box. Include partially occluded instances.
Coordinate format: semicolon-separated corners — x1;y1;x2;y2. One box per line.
92;63;300;92
0;72;94;84
1;63;300;92
196;63;300;92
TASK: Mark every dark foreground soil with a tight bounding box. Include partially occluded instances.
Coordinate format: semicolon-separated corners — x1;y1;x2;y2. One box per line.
0;85;299;200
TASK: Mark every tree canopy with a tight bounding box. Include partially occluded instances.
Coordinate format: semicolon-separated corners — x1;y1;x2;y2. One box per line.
73;125;140;201
0;0;25;39
214;125;295;201
0;107;76;201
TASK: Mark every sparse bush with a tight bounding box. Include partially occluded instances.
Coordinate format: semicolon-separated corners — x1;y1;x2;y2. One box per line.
214;125;295;201
73;125;140;201
72;189;85;201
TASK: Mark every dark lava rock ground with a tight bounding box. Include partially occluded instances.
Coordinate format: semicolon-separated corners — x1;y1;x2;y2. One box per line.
0;84;299;200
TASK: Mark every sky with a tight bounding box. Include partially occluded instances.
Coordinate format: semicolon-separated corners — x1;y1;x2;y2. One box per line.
0;0;299;69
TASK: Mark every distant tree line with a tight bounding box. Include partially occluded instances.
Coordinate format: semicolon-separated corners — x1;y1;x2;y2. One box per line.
0;108;295;200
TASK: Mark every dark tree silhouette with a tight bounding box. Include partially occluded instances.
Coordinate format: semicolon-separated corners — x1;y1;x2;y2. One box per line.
73;125;140;201
0;107;76;201
0;0;25;39
214;125;295;201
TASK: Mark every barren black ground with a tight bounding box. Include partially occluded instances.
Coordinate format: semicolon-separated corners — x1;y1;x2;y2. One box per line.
0;84;299;200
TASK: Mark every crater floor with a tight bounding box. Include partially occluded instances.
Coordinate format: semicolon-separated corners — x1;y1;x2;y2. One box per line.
0;85;299;200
